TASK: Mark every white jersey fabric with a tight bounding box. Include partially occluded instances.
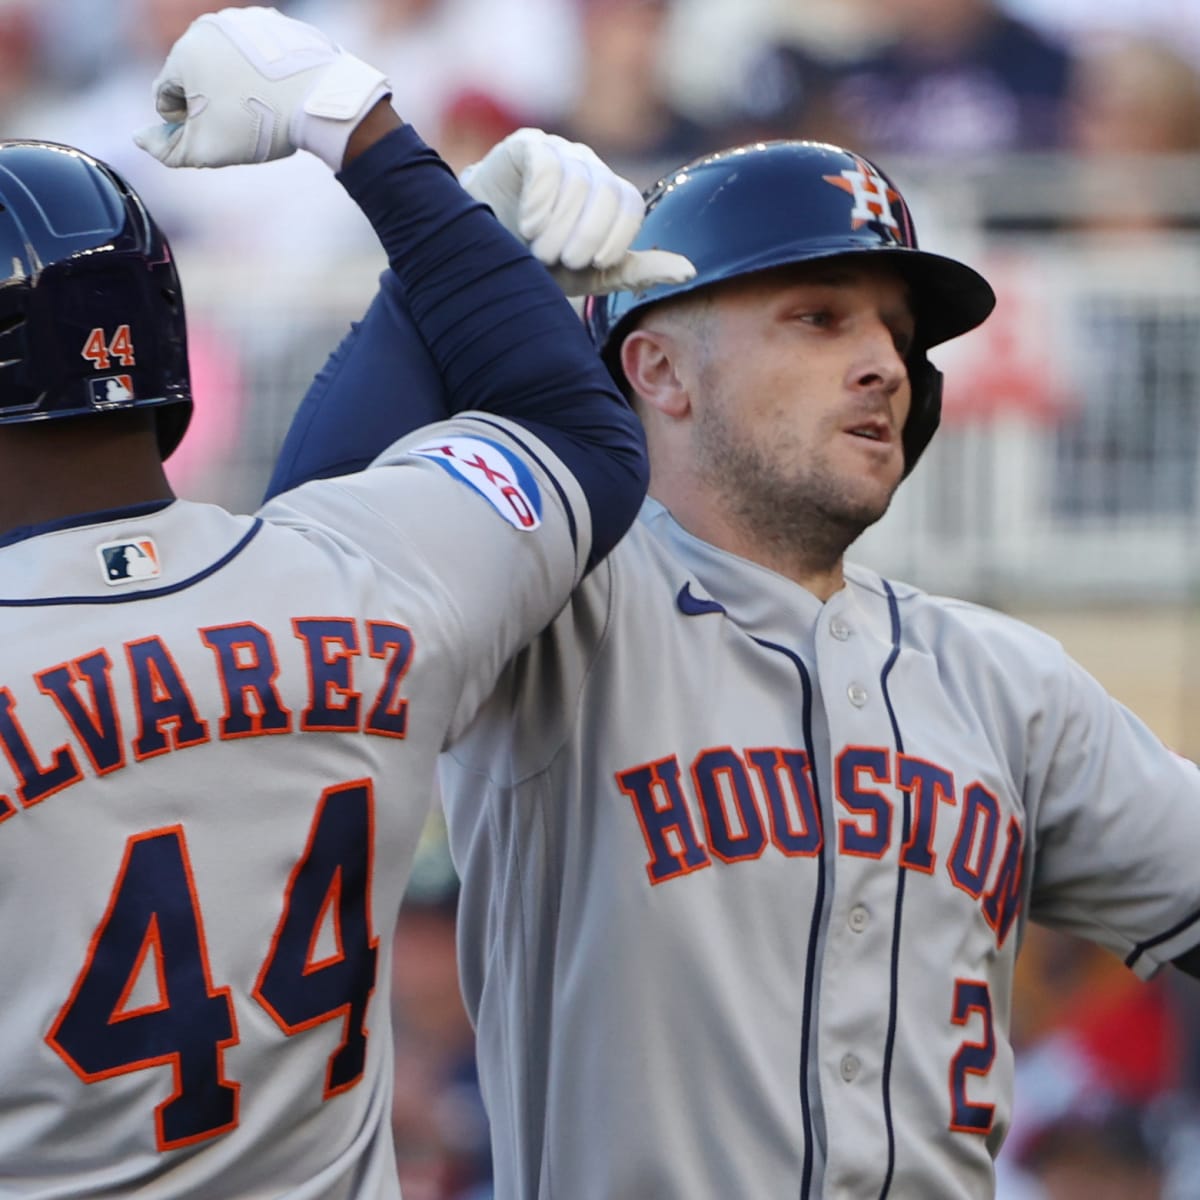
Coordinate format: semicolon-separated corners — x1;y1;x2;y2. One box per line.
0;414;588;1199
441;495;1200;1200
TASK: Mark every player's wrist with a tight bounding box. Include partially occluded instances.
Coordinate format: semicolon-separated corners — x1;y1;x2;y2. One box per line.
292;56;392;170
340;100;404;170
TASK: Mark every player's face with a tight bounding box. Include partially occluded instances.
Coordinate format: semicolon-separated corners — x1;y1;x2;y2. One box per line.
683;260;915;556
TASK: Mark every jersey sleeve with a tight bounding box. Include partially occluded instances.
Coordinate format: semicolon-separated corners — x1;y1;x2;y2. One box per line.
259;413;589;741
1025;646;1200;977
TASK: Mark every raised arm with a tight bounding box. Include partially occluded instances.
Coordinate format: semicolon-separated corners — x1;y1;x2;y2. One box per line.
261;128;694;570
136;6;653;568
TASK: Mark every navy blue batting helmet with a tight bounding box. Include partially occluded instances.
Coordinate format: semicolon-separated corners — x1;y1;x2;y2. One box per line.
0;141;191;457
584;140;996;473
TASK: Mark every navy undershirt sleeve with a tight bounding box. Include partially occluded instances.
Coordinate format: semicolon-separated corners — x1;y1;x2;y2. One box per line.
266;276;448;489
265;124;646;571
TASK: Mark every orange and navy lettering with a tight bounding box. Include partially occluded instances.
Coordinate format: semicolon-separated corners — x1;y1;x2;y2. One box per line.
0;685;82;807
200;623;291;739
897;755;956;874
36;650;125;777
948;979;996;1135
46;825;241;1151
615;756;711;884
0;616;416;821
46;780;381;1151
294;618;361;732
746;746;822;857
127;636;210;760
949;783;1000;898
982;817;1023;946
693;746;768;864
252;779;379;1099
620;744;1024;946
363;621;413;739
836;745;892;858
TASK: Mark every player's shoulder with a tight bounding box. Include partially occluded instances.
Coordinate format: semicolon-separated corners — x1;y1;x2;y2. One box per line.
845;561;1068;667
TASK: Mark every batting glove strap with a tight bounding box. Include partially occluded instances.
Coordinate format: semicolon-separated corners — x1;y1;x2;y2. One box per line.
460;128;695;296
134;5;390;171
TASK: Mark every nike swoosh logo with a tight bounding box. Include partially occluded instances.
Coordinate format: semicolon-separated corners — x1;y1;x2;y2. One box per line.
676;581;726;617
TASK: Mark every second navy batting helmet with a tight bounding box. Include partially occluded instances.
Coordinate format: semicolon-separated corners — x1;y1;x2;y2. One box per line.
584;140;996;473
0;141;191;457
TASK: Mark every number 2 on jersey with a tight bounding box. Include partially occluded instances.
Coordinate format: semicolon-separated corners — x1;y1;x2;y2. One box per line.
949;978;996;1135
46;780;377;1151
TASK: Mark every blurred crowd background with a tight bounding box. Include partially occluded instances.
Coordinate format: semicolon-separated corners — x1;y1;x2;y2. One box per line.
8;0;1200;1195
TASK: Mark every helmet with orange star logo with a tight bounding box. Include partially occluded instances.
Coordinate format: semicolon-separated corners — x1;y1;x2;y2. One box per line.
584;140;996;473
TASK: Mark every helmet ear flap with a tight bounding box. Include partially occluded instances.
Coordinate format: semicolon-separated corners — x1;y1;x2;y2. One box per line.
902;355;942;476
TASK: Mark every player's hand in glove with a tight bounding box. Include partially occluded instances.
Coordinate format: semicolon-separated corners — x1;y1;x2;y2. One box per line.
133;5;390;171
460;128;695;297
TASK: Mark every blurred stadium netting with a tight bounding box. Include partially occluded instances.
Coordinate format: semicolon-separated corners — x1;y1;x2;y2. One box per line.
7;1;1200;1198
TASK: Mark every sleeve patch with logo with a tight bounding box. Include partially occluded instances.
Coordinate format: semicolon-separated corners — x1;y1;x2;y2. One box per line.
408;436;543;531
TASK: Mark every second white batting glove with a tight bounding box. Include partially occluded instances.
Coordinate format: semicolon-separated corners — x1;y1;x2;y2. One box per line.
133;6;390;171
460;129;695;297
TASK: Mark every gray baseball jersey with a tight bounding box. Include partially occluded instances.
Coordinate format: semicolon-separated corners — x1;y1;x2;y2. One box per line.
440;495;1200;1199
0;415;588;1199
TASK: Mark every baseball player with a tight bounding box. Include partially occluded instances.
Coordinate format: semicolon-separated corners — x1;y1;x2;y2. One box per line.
268;132;1200;1198
0;6;695;1196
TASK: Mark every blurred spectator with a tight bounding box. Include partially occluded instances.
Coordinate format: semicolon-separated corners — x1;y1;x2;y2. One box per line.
998;0;1200;71
551;0;717;188
1051;34;1200;519
29;0;573;265
27;0;369;266
1018;1103;1165;1200
298;0;574;159
657;0;833;125
1009;927;1184;1112
391;812;491;1200
0;1;56;136
436;87;523;175
1065;34;1200;227
739;0;1075;155
995;925;1200;1199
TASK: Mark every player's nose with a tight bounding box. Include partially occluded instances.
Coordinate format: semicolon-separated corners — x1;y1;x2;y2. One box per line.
846;316;908;397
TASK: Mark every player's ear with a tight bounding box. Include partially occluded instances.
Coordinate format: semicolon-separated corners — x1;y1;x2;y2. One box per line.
620;328;691;420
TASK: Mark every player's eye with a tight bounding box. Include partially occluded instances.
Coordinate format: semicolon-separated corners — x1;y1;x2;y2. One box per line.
795;309;834;328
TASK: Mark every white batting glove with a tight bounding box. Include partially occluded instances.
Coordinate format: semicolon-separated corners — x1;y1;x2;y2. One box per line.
460;128;695;297
133;6;390;171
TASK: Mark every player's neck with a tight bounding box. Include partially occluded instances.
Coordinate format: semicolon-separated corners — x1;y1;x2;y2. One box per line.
0;422;174;537
651;482;847;602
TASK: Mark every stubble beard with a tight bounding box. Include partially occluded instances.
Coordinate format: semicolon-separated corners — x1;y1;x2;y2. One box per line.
692;398;899;577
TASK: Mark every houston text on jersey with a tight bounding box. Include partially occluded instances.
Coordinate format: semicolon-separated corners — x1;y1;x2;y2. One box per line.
616;743;1023;948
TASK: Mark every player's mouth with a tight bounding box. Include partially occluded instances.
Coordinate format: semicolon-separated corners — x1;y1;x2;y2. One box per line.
843;415;894;444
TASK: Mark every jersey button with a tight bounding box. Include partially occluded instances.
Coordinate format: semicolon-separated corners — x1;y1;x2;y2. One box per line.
846;683;868;707
848;905;869;933
830;618;851;641
840;1054;861;1082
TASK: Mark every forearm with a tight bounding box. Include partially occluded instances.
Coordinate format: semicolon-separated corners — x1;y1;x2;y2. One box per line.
337;122;625;421
273;122;647;566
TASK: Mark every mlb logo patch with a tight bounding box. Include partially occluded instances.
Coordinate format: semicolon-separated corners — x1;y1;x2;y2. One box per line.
97;537;161;585
409;435;542;531
89;375;135;407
